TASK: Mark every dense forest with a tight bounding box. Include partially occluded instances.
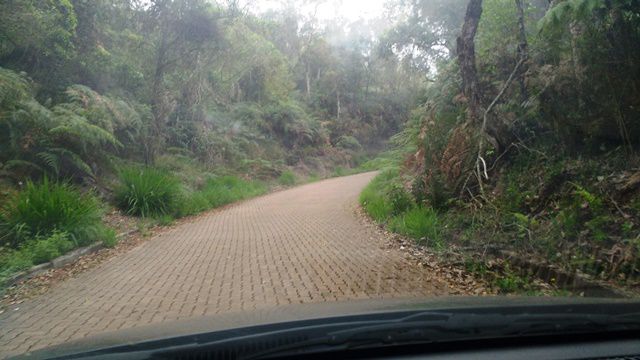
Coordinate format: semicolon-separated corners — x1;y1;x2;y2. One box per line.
0;0;420;182
1;0;640;293
361;0;640;293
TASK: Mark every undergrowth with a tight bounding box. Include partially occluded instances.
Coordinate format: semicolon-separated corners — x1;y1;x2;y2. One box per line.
0;178;112;248
0;180;115;286
360;168;443;249
362;145;640;292
115;167;182;217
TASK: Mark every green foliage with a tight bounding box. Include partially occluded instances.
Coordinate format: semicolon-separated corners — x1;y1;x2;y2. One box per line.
177;192;211;217
0;0;77;60
263;101;326;150
539;0;608;32
360;190;392;223
390;207;442;249
332;166;346;177
387;184;414;216
0;249;33;283
336;135;362;151
494;265;531;294
29;231;73;264
155;214;175;226
0;67;30;108
476;0;519;61
101;228;117;248
174;176;267;218
115;167;181;217
0;178;107;248
278;170;297;186
1;68;144;181
425;173;452;211
555;183;609;240
359;170;397;222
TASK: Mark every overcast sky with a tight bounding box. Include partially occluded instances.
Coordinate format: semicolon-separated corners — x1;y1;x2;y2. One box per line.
250;0;389;23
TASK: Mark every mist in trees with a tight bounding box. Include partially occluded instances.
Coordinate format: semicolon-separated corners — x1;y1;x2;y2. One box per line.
2;0;639;196
0;0;422;183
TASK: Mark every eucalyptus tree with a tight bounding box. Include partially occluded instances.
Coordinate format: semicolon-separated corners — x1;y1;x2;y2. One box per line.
143;0;221;162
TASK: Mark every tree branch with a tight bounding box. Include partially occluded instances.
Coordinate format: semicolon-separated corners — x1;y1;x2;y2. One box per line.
475;56;526;192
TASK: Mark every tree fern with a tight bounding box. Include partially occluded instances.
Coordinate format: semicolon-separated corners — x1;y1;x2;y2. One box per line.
50;105;122;150
63;85;143;137
539;0;609;31
0;74;135;181
0;67;30;110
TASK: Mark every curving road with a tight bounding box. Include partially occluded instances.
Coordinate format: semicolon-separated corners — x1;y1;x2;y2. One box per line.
0;172;458;357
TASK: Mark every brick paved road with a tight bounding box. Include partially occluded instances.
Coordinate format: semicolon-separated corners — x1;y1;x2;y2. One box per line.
0;172;457;357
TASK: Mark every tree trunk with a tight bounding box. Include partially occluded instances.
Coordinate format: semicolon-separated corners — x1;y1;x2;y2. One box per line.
569;20;584;83
515;0;529;102
457;0;513;150
336;89;341;121
457;0;483;126
149;28;169;164
305;63;311;100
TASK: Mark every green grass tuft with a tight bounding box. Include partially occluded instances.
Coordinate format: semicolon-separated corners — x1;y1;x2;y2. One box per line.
0;178;108;248
389;207;442;249
115;167;181;217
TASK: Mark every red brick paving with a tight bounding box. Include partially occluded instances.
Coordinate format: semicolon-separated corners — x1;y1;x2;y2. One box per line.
0;172;457;357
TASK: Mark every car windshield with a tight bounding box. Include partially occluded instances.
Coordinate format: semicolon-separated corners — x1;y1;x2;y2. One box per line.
0;0;639;358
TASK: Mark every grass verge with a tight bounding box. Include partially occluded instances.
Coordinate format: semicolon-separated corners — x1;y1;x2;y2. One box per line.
359;168;443;248
0;179;114;286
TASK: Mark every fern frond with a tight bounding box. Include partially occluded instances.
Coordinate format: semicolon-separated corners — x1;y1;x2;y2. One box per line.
49;147;95;178
539;0;607;32
0;67;30;109
50;107;122;149
36;151;61;176
2;159;44;172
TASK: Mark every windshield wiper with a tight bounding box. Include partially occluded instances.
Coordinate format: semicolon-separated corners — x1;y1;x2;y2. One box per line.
240;311;640;360
48;309;640;360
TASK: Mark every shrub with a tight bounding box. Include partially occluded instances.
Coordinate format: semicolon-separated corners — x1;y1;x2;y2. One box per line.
278;170;296;186
0;178;106;248
426;173;451;211
115;167;181;217
336;135;362;151
390;207;442;249
387;184;414;216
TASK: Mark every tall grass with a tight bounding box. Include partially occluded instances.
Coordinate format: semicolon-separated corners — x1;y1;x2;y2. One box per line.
115;167;181;217
0;178;110;248
0;179;114;285
177;176;267;217
359;168;398;222
360;169;443;249
199;176;266;207
389;207;442;249
116;166;267;219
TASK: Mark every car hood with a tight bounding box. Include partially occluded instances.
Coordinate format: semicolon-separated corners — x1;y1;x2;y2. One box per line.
21;296;639;359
